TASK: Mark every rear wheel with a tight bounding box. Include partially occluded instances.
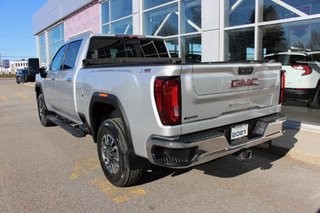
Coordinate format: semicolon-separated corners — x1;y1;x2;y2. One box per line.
308;86;320;109
37;93;55;127
97;118;142;187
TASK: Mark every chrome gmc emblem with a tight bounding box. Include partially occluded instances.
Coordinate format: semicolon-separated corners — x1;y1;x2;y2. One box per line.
231;78;259;88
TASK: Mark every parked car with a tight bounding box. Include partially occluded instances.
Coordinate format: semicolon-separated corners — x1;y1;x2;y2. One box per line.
264;51;320;108
16;69;28;84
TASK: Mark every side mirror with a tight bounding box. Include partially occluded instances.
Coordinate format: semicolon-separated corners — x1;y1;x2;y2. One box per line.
39;68;47;78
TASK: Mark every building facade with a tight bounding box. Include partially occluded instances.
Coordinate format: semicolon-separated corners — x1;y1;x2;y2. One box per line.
10;60;28;73
33;0;320;66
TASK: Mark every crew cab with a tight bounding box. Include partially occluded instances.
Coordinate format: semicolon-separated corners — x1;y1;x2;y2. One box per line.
265;50;320;108
35;34;286;186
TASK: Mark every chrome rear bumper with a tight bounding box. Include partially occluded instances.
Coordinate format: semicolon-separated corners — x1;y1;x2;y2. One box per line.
147;113;286;168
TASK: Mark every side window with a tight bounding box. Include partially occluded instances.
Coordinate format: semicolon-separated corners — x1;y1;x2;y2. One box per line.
51;45;67;71
63;40;82;70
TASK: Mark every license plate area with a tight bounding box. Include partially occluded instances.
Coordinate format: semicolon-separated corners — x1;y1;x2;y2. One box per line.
230;124;249;141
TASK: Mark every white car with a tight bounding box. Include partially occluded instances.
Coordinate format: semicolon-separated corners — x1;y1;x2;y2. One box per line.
265;51;320;108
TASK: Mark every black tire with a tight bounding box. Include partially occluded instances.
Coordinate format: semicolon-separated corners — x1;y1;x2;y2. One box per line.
308;86;320;109
97;118;142;187
16;77;21;84
37;93;55;127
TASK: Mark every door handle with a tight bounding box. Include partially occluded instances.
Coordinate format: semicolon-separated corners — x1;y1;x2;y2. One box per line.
50;77;55;80
66;77;72;82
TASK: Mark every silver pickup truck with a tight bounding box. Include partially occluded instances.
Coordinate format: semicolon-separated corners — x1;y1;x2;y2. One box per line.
35;34;286;186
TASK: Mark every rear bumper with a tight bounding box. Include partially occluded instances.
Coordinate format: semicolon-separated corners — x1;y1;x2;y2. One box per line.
147;113;286;168
285;88;316;101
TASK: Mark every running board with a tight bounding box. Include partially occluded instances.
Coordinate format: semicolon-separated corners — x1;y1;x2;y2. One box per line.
47;116;86;138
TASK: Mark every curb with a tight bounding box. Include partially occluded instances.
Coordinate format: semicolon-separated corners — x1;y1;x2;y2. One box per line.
284;120;320;133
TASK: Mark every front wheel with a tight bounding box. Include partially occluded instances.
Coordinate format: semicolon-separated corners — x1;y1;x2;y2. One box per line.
97;118;142;187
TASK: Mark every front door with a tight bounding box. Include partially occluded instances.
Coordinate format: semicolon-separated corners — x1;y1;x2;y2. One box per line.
42;45;67;111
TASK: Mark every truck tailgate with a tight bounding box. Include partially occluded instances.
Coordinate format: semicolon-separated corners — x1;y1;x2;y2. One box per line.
181;62;282;128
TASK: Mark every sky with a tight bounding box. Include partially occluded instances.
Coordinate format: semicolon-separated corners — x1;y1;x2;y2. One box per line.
0;0;48;61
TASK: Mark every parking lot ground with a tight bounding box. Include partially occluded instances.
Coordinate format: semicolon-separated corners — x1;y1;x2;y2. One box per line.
1;79;320;213
282;101;320;126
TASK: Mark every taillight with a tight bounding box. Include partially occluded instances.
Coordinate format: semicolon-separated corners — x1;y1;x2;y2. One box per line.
154;77;181;125
291;64;312;76
280;70;286;104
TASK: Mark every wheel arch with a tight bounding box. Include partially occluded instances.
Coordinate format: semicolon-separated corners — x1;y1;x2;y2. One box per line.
35;82;43;97
89;92;149;169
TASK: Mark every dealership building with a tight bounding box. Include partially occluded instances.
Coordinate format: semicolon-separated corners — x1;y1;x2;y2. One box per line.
33;0;320;65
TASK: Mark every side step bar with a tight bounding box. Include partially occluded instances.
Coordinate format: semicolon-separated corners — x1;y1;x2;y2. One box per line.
47;116;86;138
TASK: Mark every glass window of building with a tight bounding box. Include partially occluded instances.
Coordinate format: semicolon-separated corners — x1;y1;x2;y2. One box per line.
181;0;201;34
144;0;173;10
102;24;110;34
143;3;178;36
48;23;64;62
181;35;201;63
225;28;254;61
263;0;320;22
111;17;133;34
101;0;132;34
261;19;320;57
225;0;255;27
110;0;132;21
101;1;109;25
38;33;46;66
165;38;179;58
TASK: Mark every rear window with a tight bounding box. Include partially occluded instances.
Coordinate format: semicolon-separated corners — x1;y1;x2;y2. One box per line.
264;55;276;62
276;54;307;65
86;37;169;59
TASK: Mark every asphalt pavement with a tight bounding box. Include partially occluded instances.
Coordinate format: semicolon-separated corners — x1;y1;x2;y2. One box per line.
1;79;320;212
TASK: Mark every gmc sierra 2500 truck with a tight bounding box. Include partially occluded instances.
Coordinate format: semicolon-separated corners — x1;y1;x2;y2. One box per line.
35;34;286;187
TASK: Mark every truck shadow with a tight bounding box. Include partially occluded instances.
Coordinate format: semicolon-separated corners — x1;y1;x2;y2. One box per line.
138;128;299;184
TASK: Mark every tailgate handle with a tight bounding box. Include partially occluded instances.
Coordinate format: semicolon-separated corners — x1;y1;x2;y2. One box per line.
238;67;254;75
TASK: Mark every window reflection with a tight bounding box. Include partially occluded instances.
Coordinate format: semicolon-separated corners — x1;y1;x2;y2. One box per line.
181;35;201;63
101;1;109;24
48;24;64;62
111;18;133;34
263;0;320;22
225;28;254;61
225;0;255;27
143;3;178;36
110;0;132;21
262;19;320;57
144;0;173;10
181;0;201;34
38;34;46;66
102;24;110;34
165;38;179;58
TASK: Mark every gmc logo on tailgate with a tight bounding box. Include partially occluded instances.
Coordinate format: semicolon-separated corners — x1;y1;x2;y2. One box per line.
231;78;259;88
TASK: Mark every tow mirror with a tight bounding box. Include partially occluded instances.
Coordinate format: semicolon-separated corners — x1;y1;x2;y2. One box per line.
39;68;47;78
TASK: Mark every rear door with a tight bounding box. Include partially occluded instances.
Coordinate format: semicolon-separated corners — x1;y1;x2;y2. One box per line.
54;40;82;123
